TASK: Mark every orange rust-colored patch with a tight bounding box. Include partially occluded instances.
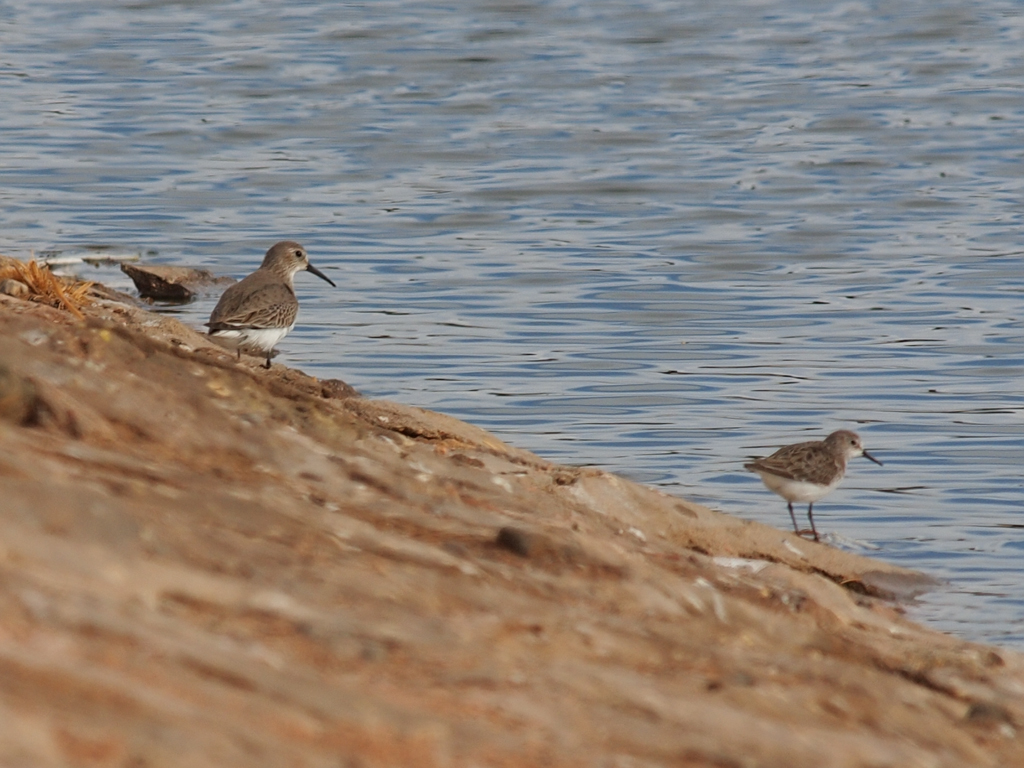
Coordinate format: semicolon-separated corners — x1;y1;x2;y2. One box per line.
0;256;94;319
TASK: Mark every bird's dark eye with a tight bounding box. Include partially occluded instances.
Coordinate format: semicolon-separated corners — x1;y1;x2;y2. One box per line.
294;250;303;259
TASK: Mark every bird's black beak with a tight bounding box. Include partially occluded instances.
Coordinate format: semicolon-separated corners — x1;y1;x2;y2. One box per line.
306;262;336;287
862;449;883;466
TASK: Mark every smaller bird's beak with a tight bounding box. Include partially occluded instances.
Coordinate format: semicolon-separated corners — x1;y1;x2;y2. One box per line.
862;449;883;466
306;262;336;287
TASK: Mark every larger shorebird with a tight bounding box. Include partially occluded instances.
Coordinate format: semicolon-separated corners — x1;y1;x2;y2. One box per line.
206;241;335;368
744;430;883;541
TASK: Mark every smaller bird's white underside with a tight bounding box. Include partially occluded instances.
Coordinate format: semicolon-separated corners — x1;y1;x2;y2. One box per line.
751;470;842;503
210;324;294;353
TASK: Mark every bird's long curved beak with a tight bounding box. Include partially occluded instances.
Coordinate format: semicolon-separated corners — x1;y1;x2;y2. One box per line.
306;262;336;287
862;449;883;466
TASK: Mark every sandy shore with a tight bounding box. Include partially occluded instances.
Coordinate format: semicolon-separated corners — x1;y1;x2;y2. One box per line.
0;269;1021;767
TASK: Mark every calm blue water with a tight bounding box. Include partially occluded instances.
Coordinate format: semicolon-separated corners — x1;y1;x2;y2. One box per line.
2;0;1024;647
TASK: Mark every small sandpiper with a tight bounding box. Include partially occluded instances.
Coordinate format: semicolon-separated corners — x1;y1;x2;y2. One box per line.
206;241;335;368
744;429;883;541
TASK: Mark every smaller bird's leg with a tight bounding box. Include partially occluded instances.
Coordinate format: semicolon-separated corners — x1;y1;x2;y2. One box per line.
787;502;800;535
806;503;820;542
264;355;272;369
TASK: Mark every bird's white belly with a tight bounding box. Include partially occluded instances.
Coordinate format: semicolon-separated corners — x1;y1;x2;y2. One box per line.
210;324;293;353
756;472;841;503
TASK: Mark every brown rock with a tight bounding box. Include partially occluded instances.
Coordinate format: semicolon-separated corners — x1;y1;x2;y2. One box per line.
120;263;235;301
0;364;39;424
0;283;1021;767
320;377;359;399
496;525;532;556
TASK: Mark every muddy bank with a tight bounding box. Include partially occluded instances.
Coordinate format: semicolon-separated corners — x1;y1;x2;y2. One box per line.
0;269;1021;767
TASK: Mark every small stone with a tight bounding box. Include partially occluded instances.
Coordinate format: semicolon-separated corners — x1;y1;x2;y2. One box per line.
0;365;40;425
121;263;234;302
496;526;531;557
0;278;30;298
965;702;1013;725
320;378;359;399
451;453;485;469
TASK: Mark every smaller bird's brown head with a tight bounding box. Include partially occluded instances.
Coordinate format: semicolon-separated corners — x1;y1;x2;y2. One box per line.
826;430;883;466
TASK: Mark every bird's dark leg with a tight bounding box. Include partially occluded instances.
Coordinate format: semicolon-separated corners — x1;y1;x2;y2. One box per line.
806;503;819;542
263;354;272;369
236;349;241;361
787;502;800;534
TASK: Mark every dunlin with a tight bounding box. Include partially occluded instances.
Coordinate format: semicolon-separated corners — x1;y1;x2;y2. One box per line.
744;430;883;541
206;241;335;368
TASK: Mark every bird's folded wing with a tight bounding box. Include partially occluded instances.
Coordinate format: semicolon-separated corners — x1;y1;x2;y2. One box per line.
207;283;297;329
745;457;801;480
